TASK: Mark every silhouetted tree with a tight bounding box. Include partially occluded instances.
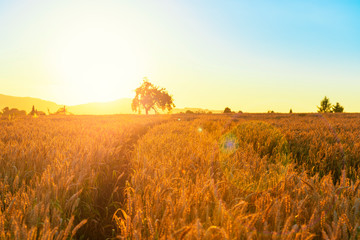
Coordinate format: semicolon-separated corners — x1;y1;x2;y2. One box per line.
29;105;38;116
1;107;26;119
2;107;9;113
267;110;275;113
132;78;175;115
289;108;293;113
54;106;72;115
318;96;332;113
224;107;231;113
332;102;344;113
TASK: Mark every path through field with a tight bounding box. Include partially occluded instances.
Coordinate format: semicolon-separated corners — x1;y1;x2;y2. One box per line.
2;114;360;239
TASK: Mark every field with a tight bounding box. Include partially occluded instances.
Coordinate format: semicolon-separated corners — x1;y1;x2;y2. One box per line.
2;113;360;239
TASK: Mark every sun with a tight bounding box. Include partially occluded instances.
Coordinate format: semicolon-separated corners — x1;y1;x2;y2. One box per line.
48;26;145;105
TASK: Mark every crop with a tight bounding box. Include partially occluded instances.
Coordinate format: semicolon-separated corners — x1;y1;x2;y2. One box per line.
116;114;360;239
2;113;360;239
0;115;167;239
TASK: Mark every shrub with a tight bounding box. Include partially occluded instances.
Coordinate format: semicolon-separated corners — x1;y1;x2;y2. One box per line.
224;107;232;113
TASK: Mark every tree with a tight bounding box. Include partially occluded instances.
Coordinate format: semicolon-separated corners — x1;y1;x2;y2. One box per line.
224;107;231;113
289;108;293;114
54;106;72;115
1;107;26;119
2;107;9;113
132;78;175;115
317;96;332;113
29;105;37;116
332;102;344;113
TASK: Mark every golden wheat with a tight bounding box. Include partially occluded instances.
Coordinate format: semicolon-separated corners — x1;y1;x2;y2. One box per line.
2;113;360;239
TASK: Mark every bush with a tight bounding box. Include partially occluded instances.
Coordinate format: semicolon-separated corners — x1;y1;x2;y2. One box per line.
223;107;232;113
332;102;344;113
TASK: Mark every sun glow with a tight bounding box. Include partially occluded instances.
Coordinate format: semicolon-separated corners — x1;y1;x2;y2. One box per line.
47;24;145;105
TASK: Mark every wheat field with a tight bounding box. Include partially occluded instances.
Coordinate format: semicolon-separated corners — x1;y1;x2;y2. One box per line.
1;113;360;239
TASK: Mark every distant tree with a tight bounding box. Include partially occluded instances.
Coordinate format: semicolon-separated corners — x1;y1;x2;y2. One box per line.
1;107;26;119
185;110;194;114
289;108;293;113
238;110;243;114
332;102;344;113
267;110;275;113
132;78;175;115
29;105;38;116
317;96;332;113
2;107;9;113
224;107;232;113
54;106;72;115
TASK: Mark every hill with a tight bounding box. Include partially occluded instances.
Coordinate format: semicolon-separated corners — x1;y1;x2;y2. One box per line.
68;98;133;115
0;94;61;114
0;94;133;115
0;94;220;115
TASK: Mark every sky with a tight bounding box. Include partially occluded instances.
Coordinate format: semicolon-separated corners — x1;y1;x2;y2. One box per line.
0;0;359;112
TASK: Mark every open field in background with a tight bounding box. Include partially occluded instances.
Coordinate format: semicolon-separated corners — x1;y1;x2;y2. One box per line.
2;113;360;239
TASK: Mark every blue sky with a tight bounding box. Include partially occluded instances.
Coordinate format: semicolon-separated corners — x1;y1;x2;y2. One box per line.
0;0;359;112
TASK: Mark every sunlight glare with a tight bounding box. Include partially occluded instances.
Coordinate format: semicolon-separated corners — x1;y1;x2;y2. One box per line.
220;134;239;154
48;25;145;105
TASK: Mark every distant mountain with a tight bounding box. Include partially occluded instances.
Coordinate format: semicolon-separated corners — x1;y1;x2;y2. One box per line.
0;94;219;115
0;94;61;114
68;98;133;115
0;94;133;115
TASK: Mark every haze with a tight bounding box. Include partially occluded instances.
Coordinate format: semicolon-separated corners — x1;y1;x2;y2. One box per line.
0;0;359;112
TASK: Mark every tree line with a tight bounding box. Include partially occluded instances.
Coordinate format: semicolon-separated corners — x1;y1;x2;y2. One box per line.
317;96;344;113
217;96;345;114
1;79;346;117
131;78;346;114
0;105;72;119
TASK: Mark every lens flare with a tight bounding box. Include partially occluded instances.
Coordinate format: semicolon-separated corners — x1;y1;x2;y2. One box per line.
220;133;239;154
